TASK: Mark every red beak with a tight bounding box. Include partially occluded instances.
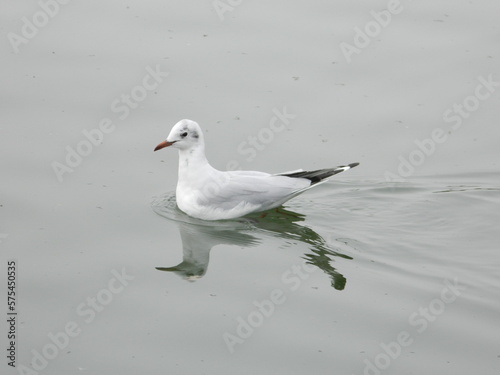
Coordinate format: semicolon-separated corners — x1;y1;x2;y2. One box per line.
154;140;175;151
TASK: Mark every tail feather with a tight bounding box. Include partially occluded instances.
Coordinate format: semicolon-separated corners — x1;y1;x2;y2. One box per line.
279;162;359;185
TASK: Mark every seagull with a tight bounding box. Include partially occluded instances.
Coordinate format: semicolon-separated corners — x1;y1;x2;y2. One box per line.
154;119;358;220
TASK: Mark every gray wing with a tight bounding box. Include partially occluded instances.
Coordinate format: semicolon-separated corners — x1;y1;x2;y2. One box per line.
195;170;311;211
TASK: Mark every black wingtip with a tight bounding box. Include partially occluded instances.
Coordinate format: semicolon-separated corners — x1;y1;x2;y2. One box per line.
279;162;359;185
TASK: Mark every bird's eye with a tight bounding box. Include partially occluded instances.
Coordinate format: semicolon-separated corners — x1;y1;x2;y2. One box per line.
181;132;188;138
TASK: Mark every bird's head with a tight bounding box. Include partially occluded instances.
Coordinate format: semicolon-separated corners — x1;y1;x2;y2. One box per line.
154;119;204;152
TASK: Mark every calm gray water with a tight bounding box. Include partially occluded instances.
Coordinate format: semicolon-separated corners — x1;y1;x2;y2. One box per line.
1;1;499;374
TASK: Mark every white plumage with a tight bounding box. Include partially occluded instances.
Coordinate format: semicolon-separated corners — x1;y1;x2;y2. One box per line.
154;119;358;220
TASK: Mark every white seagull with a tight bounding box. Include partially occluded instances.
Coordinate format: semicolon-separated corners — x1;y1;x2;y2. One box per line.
154;119;358;220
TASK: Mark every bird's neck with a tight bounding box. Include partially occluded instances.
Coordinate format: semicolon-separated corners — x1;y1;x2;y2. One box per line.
177;145;213;181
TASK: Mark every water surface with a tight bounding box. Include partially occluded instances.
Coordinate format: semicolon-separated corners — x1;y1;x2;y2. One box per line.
1;1;499;374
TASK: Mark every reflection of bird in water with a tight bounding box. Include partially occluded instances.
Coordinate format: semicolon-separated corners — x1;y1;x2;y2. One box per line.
156;222;260;281
247;208;351;291
153;193;352;290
